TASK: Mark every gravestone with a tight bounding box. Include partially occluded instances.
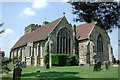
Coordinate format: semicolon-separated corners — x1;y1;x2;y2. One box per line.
13;67;22;80
93;61;101;72
21;61;26;68
116;60;120;65
107;61;110;67
104;61;109;70
13;60;22;80
46;63;50;69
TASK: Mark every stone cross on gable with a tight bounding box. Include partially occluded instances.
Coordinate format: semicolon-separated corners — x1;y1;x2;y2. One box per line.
45;18;47;21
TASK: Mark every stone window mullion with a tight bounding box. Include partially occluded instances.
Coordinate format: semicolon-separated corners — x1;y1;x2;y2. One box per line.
62;37;63;54
65;37;66;54
57;28;71;54
59;36;60;54
97;35;103;53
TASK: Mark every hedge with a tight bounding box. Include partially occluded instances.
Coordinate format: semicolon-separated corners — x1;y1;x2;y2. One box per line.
51;54;78;66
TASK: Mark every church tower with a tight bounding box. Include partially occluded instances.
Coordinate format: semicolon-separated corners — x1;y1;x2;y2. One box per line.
24;24;41;34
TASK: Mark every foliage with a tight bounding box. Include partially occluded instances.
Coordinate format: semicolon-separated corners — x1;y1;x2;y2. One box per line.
0;23;4;27
51;54;78;66
0;23;5;34
2;57;12;66
44;41;50;66
2;65;11;71
12;56;18;64
2;57;12;73
69;2;120;32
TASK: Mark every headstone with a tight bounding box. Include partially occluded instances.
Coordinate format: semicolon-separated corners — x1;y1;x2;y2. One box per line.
93;61;102;72
21;61;26;68
116;60;119;65
13;60;23;80
46;63;50;69
13;67;22;80
104;61;109;70
107;61;110;67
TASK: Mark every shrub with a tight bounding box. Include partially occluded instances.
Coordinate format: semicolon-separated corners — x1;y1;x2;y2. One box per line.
51;54;78;66
2;57;12;74
2;65;8;70
12;56;18;64
2;57;12;66
44;41;50;68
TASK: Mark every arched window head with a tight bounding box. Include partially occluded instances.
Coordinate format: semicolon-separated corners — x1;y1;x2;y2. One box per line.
57;28;71;54
97;34;103;52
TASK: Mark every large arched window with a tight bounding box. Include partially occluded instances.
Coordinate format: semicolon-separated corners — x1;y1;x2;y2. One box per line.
57;28;71;54
97;34;103;52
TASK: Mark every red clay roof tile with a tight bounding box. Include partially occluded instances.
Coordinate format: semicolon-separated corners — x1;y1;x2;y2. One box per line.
12;17;96;49
76;21;96;40
12;17;62;49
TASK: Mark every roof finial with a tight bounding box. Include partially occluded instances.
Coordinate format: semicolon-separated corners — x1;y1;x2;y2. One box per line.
45;18;47;21
63;12;65;17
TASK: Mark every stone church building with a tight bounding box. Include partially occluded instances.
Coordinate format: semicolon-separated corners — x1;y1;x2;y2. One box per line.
10;13;114;66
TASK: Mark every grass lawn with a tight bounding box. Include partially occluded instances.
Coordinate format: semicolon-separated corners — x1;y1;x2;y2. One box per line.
2;65;119;80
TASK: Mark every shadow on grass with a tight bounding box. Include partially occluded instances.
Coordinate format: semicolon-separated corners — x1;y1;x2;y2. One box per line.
21;71;82;79
2;71;84;80
2;71;119;80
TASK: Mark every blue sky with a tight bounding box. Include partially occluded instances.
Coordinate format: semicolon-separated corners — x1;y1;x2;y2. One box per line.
0;0;119;60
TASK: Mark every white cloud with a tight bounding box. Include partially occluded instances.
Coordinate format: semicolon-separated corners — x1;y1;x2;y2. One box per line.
45;0;69;2
0;29;16;58
32;0;48;9
1;40;17;58
4;28;14;35
22;7;35;16
59;0;69;2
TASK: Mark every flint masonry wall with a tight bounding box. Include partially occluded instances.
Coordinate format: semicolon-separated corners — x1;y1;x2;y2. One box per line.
49;17;74;54
89;25;110;64
78;25;111;65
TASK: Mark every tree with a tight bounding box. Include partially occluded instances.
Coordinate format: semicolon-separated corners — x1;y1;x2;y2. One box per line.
2;57;12;74
69;1;120;32
0;23;5;34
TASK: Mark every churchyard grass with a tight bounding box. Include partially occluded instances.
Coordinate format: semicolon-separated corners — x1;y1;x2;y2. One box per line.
2;65;119;79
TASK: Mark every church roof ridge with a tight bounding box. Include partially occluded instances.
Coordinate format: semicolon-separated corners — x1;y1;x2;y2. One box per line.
76;21;96;40
11;17;63;49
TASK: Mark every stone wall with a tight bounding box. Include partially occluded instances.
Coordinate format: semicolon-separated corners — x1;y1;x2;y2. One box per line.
78;40;89;64
89;25;110;64
78;25;111;65
49;16;74;54
10;40;46;66
108;44;114;63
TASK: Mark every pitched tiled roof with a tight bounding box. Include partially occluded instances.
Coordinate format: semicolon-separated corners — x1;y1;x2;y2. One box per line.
12;17;62;49
76;21;96;40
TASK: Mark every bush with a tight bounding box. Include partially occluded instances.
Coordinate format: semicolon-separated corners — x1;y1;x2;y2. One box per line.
44;41;50;69
12;56;18;64
2;57;12;74
2;57;12;66
51;54;78;66
2;65;8;70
